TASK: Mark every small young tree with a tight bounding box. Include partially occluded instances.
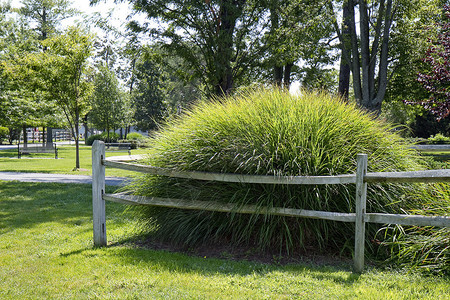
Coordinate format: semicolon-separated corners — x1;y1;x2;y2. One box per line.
38;26;94;169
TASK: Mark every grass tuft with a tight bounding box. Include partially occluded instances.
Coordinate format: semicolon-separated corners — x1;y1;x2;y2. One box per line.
126;88;448;272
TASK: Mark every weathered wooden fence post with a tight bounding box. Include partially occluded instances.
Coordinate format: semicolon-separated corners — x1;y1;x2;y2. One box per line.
354;154;368;273
92;140;106;246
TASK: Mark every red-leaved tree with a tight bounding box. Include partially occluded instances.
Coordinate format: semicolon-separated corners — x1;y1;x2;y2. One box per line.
414;5;450;120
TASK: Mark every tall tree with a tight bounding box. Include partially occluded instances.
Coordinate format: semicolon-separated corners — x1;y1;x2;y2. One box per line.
20;0;78;41
90;63;125;140
20;0;78;146
409;4;450;120
266;0;335;91
92;0;268;97
337;0;351;99
0;2;49;145
132;49;165;132
382;0;443;126
25;26;94;169
331;0;398;113
48;27;93;168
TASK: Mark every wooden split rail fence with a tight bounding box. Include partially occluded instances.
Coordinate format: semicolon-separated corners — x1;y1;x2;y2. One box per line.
92;140;450;273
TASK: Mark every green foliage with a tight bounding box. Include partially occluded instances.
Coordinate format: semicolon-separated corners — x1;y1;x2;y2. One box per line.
117;133;148;149
6;127;20;144
128;89;433;257
86;131;120;145
0;126;8;144
2;24;94;169
100;131;119;142
90;63;127;133
376;183;450;275
265;0;337;90
39;26;94;168
427;133;450;144
0;4;55;130
0;0;79;131
132;50;166;131
126;0;270;96
383;0;443;125
85;134;102;146
126;132;145;141
19;0;79;40
150;46;202;114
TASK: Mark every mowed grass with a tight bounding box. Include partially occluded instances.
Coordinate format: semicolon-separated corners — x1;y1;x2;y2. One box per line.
0;181;449;299
0;144;149;177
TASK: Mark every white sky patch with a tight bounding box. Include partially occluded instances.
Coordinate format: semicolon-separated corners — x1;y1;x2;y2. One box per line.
8;0;132;33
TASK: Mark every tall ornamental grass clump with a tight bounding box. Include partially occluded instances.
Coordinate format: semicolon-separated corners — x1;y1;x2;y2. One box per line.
127;89;442;258
376;183;449;275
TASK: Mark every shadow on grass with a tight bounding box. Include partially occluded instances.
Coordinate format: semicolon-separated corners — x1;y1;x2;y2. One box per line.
0;149;57;159
1;181;361;284
60;241;361;285
0;170;58;174
0;181;118;233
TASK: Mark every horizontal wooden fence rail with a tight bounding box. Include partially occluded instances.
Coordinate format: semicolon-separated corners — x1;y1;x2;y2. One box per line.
92;140;450;273
103;193;357;222
365;169;450;183
103;160;357;185
410;144;450;152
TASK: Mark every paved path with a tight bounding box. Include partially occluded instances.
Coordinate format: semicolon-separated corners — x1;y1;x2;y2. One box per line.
0;171;129;186
0;145;142;186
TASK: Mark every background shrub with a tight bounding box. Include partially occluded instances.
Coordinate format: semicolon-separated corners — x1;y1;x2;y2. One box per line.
427;133;450;144
119;132;150;148
86;132;120;145
126;132;145;141
86;134;102;146
127;89;448;271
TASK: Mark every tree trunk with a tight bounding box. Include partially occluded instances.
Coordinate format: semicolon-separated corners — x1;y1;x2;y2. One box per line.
371;0;393;115
22;125;28;149
274;66;283;87
338;0;351;100
270;4;283;87
41;7;47;40
106;120;110;142
351;0;393;115
283;63;293;90
84;122;89;144
215;0;245;96
349;0;362;102
83;114;89;144
42;127;46;147
46;127;53;148
359;0;371;108
75;107;80;169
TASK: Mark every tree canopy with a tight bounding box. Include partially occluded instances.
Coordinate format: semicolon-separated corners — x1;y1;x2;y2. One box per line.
414;4;450;120
1;0;450;144
4;25;95;168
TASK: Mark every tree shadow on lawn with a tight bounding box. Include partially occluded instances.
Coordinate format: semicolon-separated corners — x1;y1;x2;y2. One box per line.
61;240;361;285
0;169;58;174
0;181;119;233
0;150;56;159
145;242;361;284
1;181;363;284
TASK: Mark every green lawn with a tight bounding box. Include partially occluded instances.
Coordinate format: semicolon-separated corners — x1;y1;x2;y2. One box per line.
0;181;449;299
0;145;149;177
